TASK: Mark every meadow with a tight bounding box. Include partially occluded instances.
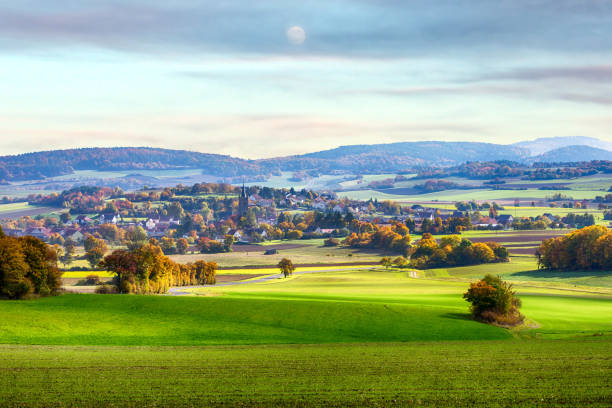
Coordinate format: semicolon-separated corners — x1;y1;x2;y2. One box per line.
1;260;611;406
1;339;610;407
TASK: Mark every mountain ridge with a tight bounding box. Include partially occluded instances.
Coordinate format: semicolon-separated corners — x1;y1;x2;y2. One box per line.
0;137;610;182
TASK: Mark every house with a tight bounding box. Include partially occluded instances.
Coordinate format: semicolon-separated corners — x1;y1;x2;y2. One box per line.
314;227;335;235
145;218;157;230
312;201;327;210
25;227;51;241
76;215;92;226
475;217;499;228
332;204;345;213
496;215;514;227
99;213;122;225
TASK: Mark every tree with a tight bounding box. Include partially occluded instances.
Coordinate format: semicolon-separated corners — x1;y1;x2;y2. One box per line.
380;256;392;269
278;258;295;278
84;236;108;268
0;232;62;299
463;275;523;326
223;235;235;252
61;239;76;267
176;238;189;255
125;226;148;250
393;256;408;268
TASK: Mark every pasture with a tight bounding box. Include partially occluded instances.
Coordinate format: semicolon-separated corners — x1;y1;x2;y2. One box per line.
1;339;610;407
2;261;611;406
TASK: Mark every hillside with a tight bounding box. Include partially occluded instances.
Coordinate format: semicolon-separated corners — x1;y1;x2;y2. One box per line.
259;141;530;174
513;136;612;156
1;137;611;182
532;145;612;163
0;147;262;182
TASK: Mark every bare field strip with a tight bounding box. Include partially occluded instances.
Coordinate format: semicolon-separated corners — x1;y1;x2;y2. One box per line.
0;206;62;220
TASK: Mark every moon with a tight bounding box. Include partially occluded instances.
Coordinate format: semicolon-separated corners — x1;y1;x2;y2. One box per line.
286;26;306;45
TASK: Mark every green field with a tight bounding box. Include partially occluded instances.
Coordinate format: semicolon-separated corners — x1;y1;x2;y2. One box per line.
170;241;384;267
341;188;608;202
3;261;612;406
1;339;610;407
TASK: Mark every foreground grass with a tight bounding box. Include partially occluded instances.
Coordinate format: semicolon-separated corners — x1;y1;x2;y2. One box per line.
0;292;510;346
1;339;610;407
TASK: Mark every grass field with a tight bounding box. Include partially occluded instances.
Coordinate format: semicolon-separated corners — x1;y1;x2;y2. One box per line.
4;259;612;406
341;188;608;202
1;339;610;407
170;242;384;267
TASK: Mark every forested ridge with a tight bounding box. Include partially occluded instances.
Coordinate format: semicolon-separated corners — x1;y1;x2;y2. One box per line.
1;141;611;182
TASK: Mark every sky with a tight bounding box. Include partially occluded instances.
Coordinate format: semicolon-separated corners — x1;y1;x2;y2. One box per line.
1;0;612;159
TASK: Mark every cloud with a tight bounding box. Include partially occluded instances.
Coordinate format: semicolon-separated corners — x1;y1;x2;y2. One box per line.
1;1;612;58
345;82;612;105
475;65;612;83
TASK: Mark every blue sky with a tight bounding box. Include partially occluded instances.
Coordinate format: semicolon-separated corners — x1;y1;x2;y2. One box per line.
1;0;611;158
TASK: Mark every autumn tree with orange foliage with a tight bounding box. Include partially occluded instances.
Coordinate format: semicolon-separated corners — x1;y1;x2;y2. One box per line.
0;226;62;299
100;242;217;294
537;225;612;270
464;275;523;326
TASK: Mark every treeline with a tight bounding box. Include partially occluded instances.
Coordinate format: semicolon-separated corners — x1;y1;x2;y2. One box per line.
416;160;612;181
414;180;475;193
536;225;612;270
100;241;217;294
0;147;265;182
0;226;62;299
343;223;412;255
410;234;509;269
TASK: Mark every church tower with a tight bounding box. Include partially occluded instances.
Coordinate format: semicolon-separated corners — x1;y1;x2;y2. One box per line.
238;183;248;217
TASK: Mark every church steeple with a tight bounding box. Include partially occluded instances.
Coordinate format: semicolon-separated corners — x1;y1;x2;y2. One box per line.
238;180;248;216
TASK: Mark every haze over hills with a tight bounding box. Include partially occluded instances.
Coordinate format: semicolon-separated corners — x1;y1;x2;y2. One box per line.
513;136;612;156
0;137;610;183
531;145;612;163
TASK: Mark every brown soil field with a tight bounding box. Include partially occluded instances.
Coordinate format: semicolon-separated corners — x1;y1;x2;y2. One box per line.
218;262;380;270
216;274;265;282
0;206;62;220
469;232;567;244
231;243;309;252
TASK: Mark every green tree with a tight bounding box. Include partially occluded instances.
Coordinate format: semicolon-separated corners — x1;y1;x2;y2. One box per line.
61;239;76;267
125;226;148;250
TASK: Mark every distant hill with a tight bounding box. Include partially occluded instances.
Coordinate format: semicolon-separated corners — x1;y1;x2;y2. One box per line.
531;145;612;163
0;147;262;182
513;136;612;156
259;142;530;174
1;138;611;183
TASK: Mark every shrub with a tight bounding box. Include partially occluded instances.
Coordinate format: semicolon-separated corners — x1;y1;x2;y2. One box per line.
95;284;118;294
463;275;523;327
84;274;101;285
323;238;340;247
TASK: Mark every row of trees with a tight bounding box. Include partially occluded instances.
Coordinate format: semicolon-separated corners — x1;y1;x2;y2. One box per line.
100;242;217;294
343;223;412;255
536;225;612;270
410;234;509;269
0;226;62;299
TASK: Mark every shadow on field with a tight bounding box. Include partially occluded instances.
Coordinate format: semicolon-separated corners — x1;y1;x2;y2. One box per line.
512;269;612;280
441;312;471;321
